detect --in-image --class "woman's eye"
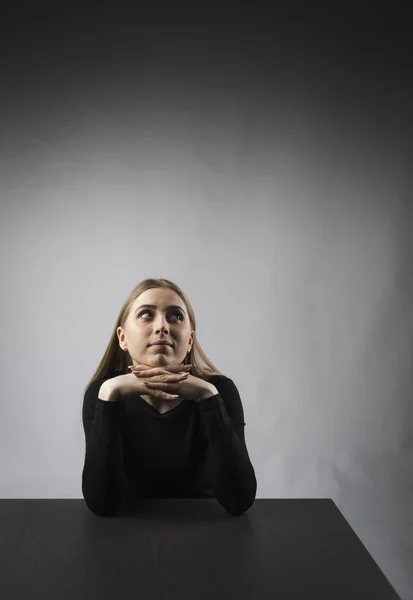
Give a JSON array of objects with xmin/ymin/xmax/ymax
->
[{"xmin": 139, "ymin": 310, "xmax": 183, "ymax": 321}]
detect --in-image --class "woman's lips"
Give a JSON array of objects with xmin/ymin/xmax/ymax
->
[{"xmin": 151, "ymin": 343, "xmax": 172, "ymax": 348}]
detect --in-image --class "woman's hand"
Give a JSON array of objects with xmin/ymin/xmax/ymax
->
[{"xmin": 128, "ymin": 363, "xmax": 215, "ymax": 402}]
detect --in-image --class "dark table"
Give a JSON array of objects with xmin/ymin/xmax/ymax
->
[{"xmin": 0, "ymin": 498, "xmax": 401, "ymax": 599}]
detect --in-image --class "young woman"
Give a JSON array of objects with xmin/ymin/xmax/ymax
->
[{"xmin": 82, "ymin": 278, "xmax": 257, "ymax": 517}]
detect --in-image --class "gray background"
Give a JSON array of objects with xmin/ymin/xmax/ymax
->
[{"xmin": 1, "ymin": 4, "xmax": 412, "ymax": 598}]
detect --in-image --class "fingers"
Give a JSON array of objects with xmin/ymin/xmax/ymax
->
[
  {"xmin": 129, "ymin": 364, "xmax": 191, "ymax": 373},
  {"xmin": 144, "ymin": 386, "xmax": 180, "ymax": 401},
  {"xmin": 143, "ymin": 373, "xmax": 187, "ymax": 398}
]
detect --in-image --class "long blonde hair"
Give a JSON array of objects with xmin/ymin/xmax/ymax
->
[{"xmin": 82, "ymin": 277, "xmax": 223, "ymax": 405}]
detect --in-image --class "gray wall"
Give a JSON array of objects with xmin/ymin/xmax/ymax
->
[{"xmin": 1, "ymin": 5, "xmax": 412, "ymax": 598}]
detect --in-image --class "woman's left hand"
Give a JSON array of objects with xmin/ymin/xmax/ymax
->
[{"xmin": 129, "ymin": 364, "xmax": 215, "ymax": 402}]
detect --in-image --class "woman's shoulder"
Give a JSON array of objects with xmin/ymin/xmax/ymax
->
[{"xmin": 204, "ymin": 373, "xmax": 237, "ymax": 393}]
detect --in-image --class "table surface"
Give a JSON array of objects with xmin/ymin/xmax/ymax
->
[{"xmin": 0, "ymin": 498, "xmax": 401, "ymax": 600}]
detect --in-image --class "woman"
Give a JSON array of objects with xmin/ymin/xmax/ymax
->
[{"xmin": 82, "ymin": 278, "xmax": 257, "ymax": 517}]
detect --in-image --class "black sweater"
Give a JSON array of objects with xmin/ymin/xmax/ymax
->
[{"xmin": 82, "ymin": 373, "xmax": 257, "ymax": 516}]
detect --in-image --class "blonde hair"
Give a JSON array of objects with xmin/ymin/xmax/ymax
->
[{"xmin": 81, "ymin": 278, "xmax": 223, "ymax": 423}]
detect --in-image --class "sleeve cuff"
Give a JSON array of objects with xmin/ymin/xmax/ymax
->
[
  {"xmin": 196, "ymin": 393, "xmax": 223, "ymax": 411},
  {"xmin": 95, "ymin": 398, "xmax": 122, "ymax": 412}
]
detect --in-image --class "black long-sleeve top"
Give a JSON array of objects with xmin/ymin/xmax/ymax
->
[{"xmin": 82, "ymin": 373, "xmax": 257, "ymax": 517}]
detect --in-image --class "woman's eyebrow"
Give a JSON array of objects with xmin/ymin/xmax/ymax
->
[{"xmin": 135, "ymin": 304, "xmax": 185, "ymax": 313}]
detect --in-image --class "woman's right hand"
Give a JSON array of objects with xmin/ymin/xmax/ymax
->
[{"xmin": 113, "ymin": 363, "xmax": 191, "ymax": 400}]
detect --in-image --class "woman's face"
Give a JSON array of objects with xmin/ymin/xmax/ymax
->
[{"xmin": 117, "ymin": 288, "xmax": 195, "ymax": 368}]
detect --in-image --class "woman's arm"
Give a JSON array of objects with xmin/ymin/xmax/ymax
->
[{"xmin": 197, "ymin": 377, "xmax": 257, "ymax": 515}]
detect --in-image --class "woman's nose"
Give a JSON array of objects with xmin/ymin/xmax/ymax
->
[{"xmin": 155, "ymin": 319, "xmax": 168, "ymax": 332}]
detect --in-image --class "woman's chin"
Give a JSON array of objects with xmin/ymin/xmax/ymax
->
[{"xmin": 150, "ymin": 357, "xmax": 172, "ymax": 365}]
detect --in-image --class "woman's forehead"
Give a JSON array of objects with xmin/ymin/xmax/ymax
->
[{"xmin": 134, "ymin": 289, "xmax": 186, "ymax": 311}]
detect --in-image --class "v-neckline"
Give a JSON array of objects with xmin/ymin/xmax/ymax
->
[{"xmin": 137, "ymin": 395, "xmax": 189, "ymax": 417}]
